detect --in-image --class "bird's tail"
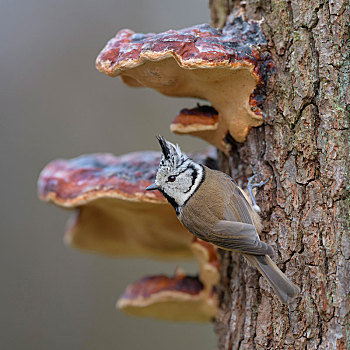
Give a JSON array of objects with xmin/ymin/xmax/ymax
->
[{"xmin": 243, "ymin": 254, "xmax": 299, "ymax": 303}]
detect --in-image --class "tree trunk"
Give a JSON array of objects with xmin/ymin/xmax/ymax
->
[{"xmin": 209, "ymin": 1, "xmax": 350, "ymax": 349}]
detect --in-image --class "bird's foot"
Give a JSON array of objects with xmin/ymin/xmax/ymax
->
[{"xmin": 247, "ymin": 175, "xmax": 270, "ymax": 213}]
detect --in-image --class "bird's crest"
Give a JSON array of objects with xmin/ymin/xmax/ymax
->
[{"xmin": 157, "ymin": 135, "xmax": 188, "ymax": 169}]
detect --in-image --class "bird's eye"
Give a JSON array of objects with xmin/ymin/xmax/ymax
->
[{"xmin": 168, "ymin": 175, "xmax": 176, "ymax": 182}]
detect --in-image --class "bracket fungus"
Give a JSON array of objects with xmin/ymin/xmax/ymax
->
[
  {"xmin": 38, "ymin": 149, "xmax": 220, "ymax": 321},
  {"xmin": 170, "ymin": 105, "xmax": 219, "ymax": 144},
  {"xmin": 96, "ymin": 16, "xmax": 274, "ymax": 153},
  {"xmin": 118, "ymin": 239, "xmax": 219, "ymax": 322},
  {"xmin": 39, "ymin": 151, "xmax": 212, "ymax": 259}
]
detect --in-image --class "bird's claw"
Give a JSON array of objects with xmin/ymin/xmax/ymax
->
[
  {"xmin": 247, "ymin": 175, "xmax": 270, "ymax": 213},
  {"xmin": 248, "ymin": 175, "xmax": 269, "ymax": 189}
]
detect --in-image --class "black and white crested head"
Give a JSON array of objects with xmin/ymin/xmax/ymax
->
[
  {"xmin": 150, "ymin": 136, "xmax": 205, "ymax": 212},
  {"xmin": 157, "ymin": 135, "xmax": 188, "ymax": 170}
]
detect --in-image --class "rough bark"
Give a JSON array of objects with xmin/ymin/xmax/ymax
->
[{"xmin": 210, "ymin": 1, "xmax": 350, "ymax": 349}]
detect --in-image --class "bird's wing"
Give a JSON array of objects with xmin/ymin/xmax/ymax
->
[
  {"xmin": 211, "ymin": 176, "xmax": 274, "ymax": 257},
  {"xmin": 212, "ymin": 220, "xmax": 274, "ymax": 256},
  {"xmin": 221, "ymin": 180, "xmax": 255, "ymax": 224},
  {"xmin": 212, "ymin": 221, "xmax": 257, "ymax": 238}
]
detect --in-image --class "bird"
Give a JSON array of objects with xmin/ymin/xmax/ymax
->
[{"xmin": 146, "ymin": 136, "xmax": 299, "ymax": 303}]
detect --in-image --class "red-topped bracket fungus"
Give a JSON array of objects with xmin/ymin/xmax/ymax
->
[
  {"xmin": 117, "ymin": 273, "xmax": 214, "ymax": 322},
  {"xmin": 38, "ymin": 149, "xmax": 220, "ymax": 322},
  {"xmin": 96, "ymin": 16, "xmax": 274, "ymax": 153},
  {"xmin": 118, "ymin": 239, "xmax": 220, "ymax": 322},
  {"xmin": 170, "ymin": 105, "xmax": 219, "ymax": 145},
  {"xmin": 39, "ymin": 150, "xmax": 214, "ymax": 259}
]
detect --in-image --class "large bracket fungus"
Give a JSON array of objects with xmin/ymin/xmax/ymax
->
[
  {"xmin": 96, "ymin": 17, "xmax": 274, "ymax": 153},
  {"xmin": 39, "ymin": 152, "xmax": 192, "ymax": 259},
  {"xmin": 38, "ymin": 149, "xmax": 220, "ymax": 321}
]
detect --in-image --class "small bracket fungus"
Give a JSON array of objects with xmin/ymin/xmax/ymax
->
[
  {"xmin": 170, "ymin": 105, "xmax": 219, "ymax": 145},
  {"xmin": 38, "ymin": 149, "xmax": 220, "ymax": 322},
  {"xmin": 117, "ymin": 239, "xmax": 219, "ymax": 322},
  {"xmin": 96, "ymin": 16, "xmax": 274, "ymax": 153},
  {"xmin": 117, "ymin": 272, "xmax": 217, "ymax": 323}
]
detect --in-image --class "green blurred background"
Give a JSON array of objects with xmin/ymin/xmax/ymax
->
[{"xmin": 1, "ymin": 0, "xmax": 217, "ymax": 349}]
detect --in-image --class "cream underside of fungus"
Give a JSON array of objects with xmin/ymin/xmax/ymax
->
[
  {"xmin": 64, "ymin": 198, "xmax": 193, "ymax": 259},
  {"xmin": 103, "ymin": 56, "xmax": 260, "ymax": 153},
  {"xmin": 171, "ymin": 122, "xmax": 218, "ymax": 133}
]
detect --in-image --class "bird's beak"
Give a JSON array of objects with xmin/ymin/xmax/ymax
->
[{"xmin": 146, "ymin": 183, "xmax": 160, "ymax": 191}]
